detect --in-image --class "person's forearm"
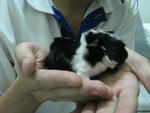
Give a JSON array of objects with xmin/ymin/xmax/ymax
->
[{"xmin": 0, "ymin": 77, "xmax": 40, "ymax": 113}]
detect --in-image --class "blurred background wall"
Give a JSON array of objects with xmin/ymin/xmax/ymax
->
[{"xmin": 138, "ymin": 0, "xmax": 150, "ymax": 23}]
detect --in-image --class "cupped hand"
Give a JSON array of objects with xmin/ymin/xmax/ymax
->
[
  {"xmin": 15, "ymin": 42, "xmax": 113, "ymax": 103},
  {"xmin": 71, "ymin": 48, "xmax": 150, "ymax": 113},
  {"xmin": 126, "ymin": 48, "xmax": 150, "ymax": 93},
  {"xmin": 71, "ymin": 64, "xmax": 139, "ymax": 113}
]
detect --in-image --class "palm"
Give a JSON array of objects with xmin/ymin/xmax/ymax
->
[
  {"xmin": 71, "ymin": 62, "xmax": 139, "ymax": 113},
  {"xmin": 96, "ymin": 63, "xmax": 139, "ymax": 113},
  {"xmin": 100, "ymin": 63, "xmax": 139, "ymax": 97}
]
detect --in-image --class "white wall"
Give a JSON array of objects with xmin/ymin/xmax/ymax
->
[{"xmin": 138, "ymin": 0, "xmax": 150, "ymax": 23}]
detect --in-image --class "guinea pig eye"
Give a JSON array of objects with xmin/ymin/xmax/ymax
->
[{"xmin": 110, "ymin": 47, "xmax": 117, "ymax": 51}]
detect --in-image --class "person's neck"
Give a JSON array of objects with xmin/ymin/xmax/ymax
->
[
  {"xmin": 52, "ymin": 0, "xmax": 92, "ymax": 14},
  {"xmin": 52, "ymin": 0, "xmax": 92, "ymax": 35}
]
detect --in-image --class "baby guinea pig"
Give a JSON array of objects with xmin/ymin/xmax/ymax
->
[{"xmin": 45, "ymin": 30, "xmax": 128, "ymax": 80}]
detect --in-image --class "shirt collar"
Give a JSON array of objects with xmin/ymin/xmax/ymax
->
[
  {"xmin": 100, "ymin": 0, "xmax": 124, "ymax": 13},
  {"xmin": 26, "ymin": 0, "xmax": 54, "ymax": 14},
  {"xmin": 26, "ymin": 0, "xmax": 124, "ymax": 14}
]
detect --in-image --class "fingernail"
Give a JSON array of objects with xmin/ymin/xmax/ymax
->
[
  {"xmin": 22, "ymin": 58, "xmax": 29, "ymax": 70},
  {"xmin": 66, "ymin": 76, "xmax": 82, "ymax": 87},
  {"xmin": 90, "ymin": 91, "xmax": 101, "ymax": 96},
  {"xmin": 66, "ymin": 82, "xmax": 74, "ymax": 87},
  {"xmin": 66, "ymin": 81, "xmax": 82, "ymax": 87},
  {"xmin": 106, "ymin": 86, "xmax": 114, "ymax": 97},
  {"xmin": 22, "ymin": 58, "xmax": 35, "ymax": 75}
]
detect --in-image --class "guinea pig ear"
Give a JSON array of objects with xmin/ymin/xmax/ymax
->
[
  {"xmin": 118, "ymin": 40, "xmax": 126, "ymax": 48},
  {"xmin": 85, "ymin": 31, "xmax": 97, "ymax": 44}
]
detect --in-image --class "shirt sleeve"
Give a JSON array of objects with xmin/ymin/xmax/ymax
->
[
  {"xmin": 0, "ymin": 0, "xmax": 17, "ymax": 94},
  {"xmin": 115, "ymin": 0, "xmax": 138, "ymax": 49},
  {"xmin": 0, "ymin": 42, "xmax": 16, "ymax": 94}
]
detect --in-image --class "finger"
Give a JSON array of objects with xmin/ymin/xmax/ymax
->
[
  {"xmin": 115, "ymin": 79, "xmax": 139, "ymax": 113},
  {"xmin": 15, "ymin": 43, "xmax": 35, "ymax": 65},
  {"xmin": 126, "ymin": 48, "xmax": 150, "ymax": 93},
  {"xmin": 115, "ymin": 93, "xmax": 138, "ymax": 113},
  {"xmin": 22, "ymin": 58, "xmax": 36, "ymax": 75},
  {"xmin": 50, "ymin": 80, "xmax": 114, "ymax": 101},
  {"xmin": 33, "ymin": 80, "xmax": 114, "ymax": 102},
  {"xmin": 70, "ymin": 104, "xmax": 84, "ymax": 113},
  {"xmin": 15, "ymin": 43, "xmax": 36, "ymax": 75},
  {"xmin": 36, "ymin": 69, "xmax": 82, "ymax": 88},
  {"xmin": 96, "ymin": 96, "xmax": 118, "ymax": 113},
  {"xmin": 81, "ymin": 102, "xmax": 96, "ymax": 113},
  {"xmin": 112, "ymin": 71, "xmax": 139, "ymax": 113}
]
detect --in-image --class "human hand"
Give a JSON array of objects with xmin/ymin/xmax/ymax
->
[
  {"xmin": 71, "ymin": 48, "xmax": 150, "ymax": 113},
  {"xmin": 15, "ymin": 42, "xmax": 114, "ymax": 103},
  {"xmin": 126, "ymin": 48, "xmax": 150, "ymax": 93},
  {"xmin": 71, "ymin": 64, "xmax": 139, "ymax": 113}
]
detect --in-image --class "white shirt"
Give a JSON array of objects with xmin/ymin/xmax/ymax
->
[{"xmin": 0, "ymin": 0, "xmax": 138, "ymax": 113}]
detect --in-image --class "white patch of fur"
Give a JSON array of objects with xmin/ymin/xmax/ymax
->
[
  {"xmin": 102, "ymin": 56, "xmax": 117, "ymax": 69},
  {"xmin": 71, "ymin": 30, "xmax": 117, "ymax": 80}
]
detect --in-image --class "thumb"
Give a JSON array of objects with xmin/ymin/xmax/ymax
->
[
  {"xmin": 15, "ymin": 43, "xmax": 36, "ymax": 75},
  {"xmin": 22, "ymin": 57, "xmax": 36, "ymax": 75},
  {"xmin": 126, "ymin": 48, "xmax": 150, "ymax": 93}
]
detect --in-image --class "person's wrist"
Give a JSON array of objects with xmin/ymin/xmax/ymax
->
[
  {"xmin": 0, "ymin": 77, "xmax": 40, "ymax": 113},
  {"xmin": 15, "ymin": 77, "xmax": 42, "ymax": 112},
  {"xmin": 13, "ymin": 77, "xmax": 41, "ymax": 105}
]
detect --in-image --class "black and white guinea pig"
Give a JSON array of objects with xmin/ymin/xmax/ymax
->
[{"xmin": 45, "ymin": 30, "xmax": 128, "ymax": 80}]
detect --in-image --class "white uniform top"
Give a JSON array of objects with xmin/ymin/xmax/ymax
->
[{"xmin": 0, "ymin": 0, "xmax": 138, "ymax": 113}]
